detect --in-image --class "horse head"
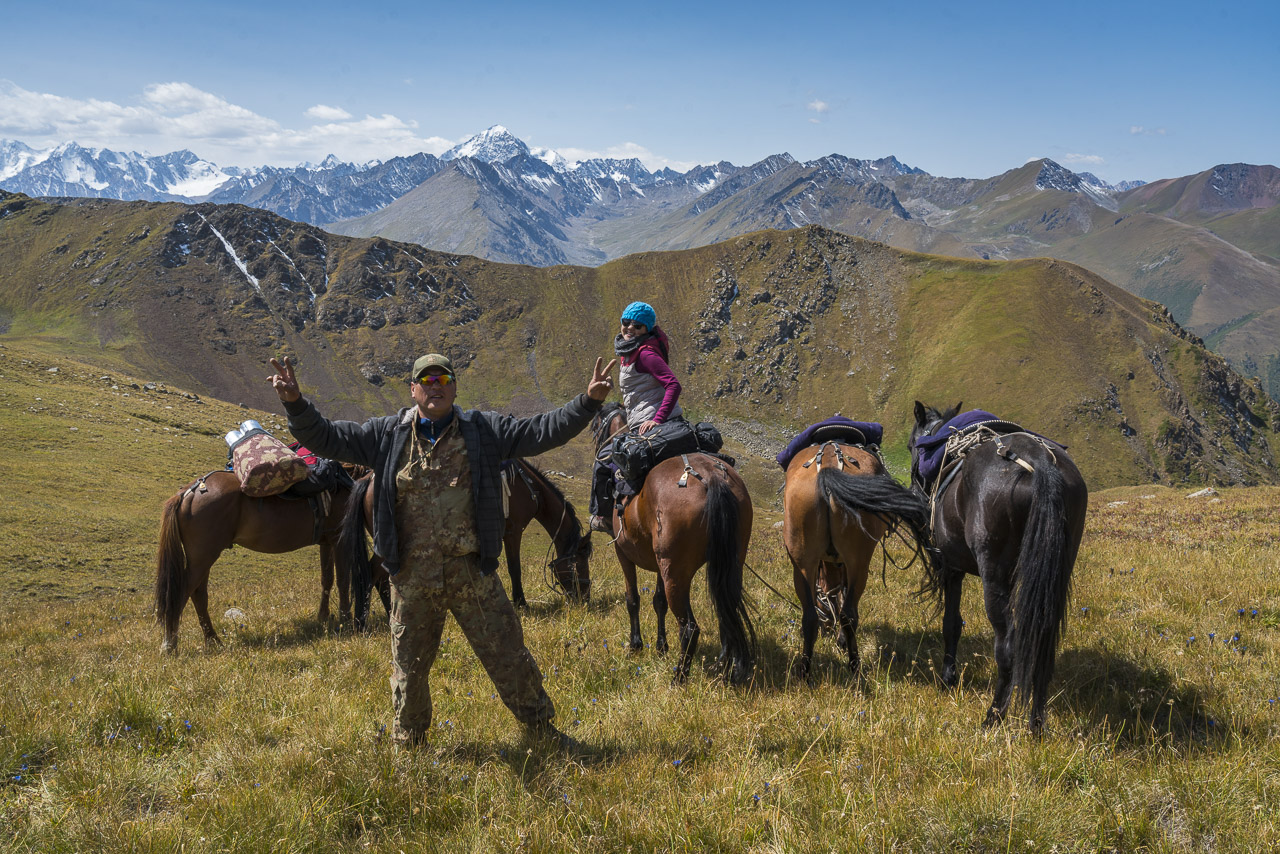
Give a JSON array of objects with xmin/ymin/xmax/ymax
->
[{"xmin": 909, "ymin": 400, "xmax": 962, "ymax": 488}]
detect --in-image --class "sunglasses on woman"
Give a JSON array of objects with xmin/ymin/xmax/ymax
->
[{"xmin": 417, "ymin": 374, "xmax": 455, "ymax": 386}]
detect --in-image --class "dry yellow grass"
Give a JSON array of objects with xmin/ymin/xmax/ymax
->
[{"xmin": 3, "ymin": 342, "xmax": 1280, "ymax": 852}]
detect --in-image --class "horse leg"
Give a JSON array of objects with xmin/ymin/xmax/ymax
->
[
  {"xmin": 190, "ymin": 579, "xmax": 222, "ymax": 649},
  {"xmin": 652, "ymin": 583, "xmax": 669, "ymax": 655},
  {"xmin": 836, "ymin": 561, "xmax": 869, "ymax": 679},
  {"xmin": 618, "ymin": 553, "xmax": 644, "ymax": 652},
  {"xmin": 981, "ymin": 574, "xmax": 1015, "ymax": 727},
  {"xmin": 790, "ymin": 559, "xmax": 819, "ymax": 684},
  {"xmin": 318, "ymin": 541, "xmax": 333, "ymax": 624},
  {"xmin": 334, "ymin": 541, "xmax": 352, "ymax": 626},
  {"xmin": 505, "ymin": 532, "xmax": 527, "ymax": 609},
  {"xmin": 661, "ymin": 569, "xmax": 699, "ymax": 684},
  {"xmin": 940, "ymin": 573, "xmax": 965, "ymax": 687}
]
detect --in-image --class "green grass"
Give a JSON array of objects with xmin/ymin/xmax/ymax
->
[{"xmin": 5, "ymin": 341, "xmax": 1280, "ymax": 851}]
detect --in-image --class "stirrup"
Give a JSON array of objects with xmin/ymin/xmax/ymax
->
[{"xmin": 589, "ymin": 515, "xmax": 612, "ymax": 534}]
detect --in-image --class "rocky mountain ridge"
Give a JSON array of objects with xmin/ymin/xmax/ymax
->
[{"xmin": 0, "ymin": 191, "xmax": 1275, "ymax": 491}]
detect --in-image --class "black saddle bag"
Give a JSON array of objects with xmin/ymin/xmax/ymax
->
[{"xmin": 611, "ymin": 420, "xmax": 725, "ymax": 489}]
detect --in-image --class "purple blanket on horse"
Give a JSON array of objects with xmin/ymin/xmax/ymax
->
[
  {"xmin": 914, "ymin": 410, "xmax": 1062, "ymax": 484},
  {"xmin": 776, "ymin": 416, "xmax": 884, "ymax": 470}
]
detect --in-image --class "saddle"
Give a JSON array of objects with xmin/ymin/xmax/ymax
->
[
  {"xmin": 610, "ymin": 419, "xmax": 730, "ymax": 493},
  {"xmin": 917, "ymin": 413, "xmax": 1063, "ymax": 510},
  {"xmin": 777, "ymin": 416, "xmax": 884, "ymax": 470}
]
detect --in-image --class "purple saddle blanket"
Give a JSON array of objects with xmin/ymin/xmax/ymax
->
[
  {"xmin": 776, "ymin": 416, "xmax": 884, "ymax": 470},
  {"xmin": 913, "ymin": 410, "xmax": 1061, "ymax": 484}
]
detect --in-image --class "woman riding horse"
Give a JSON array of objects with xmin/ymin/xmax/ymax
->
[{"xmin": 589, "ymin": 301, "xmax": 682, "ymax": 534}]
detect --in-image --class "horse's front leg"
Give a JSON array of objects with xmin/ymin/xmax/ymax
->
[
  {"xmin": 618, "ymin": 551, "xmax": 644, "ymax": 652},
  {"xmin": 940, "ymin": 572, "xmax": 965, "ymax": 687},
  {"xmin": 504, "ymin": 532, "xmax": 526, "ymax": 609},
  {"xmin": 652, "ymin": 582, "xmax": 669, "ymax": 654}
]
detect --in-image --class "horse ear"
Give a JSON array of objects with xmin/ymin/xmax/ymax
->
[
  {"xmin": 952, "ymin": 401, "xmax": 963, "ymax": 417},
  {"xmin": 913, "ymin": 401, "xmax": 927, "ymax": 425}
]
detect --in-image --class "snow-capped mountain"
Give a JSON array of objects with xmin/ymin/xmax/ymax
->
[
  {"xmin": 440, "ymin": 125, "xmax": 531, "ymax": 164},
  {"xmin": 0, "ymin": 141, "xmax": 231, "ymax": 201}
]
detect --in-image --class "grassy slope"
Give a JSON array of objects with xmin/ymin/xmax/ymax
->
[
  {"xmin": 5, "ymin": 340, "xmax": 1280, "ymax": 852},
  {"xmin": 2, "ymin": 196, "xmax": 1277, "ymax": 490}
]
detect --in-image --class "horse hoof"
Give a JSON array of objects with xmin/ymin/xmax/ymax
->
[
  {"xmin": 655, "ymin": 639, "xmax": 669, "ymax": 655},
  {"xmin": 789, "ymin": 661, "xmax": 812, "ymax": 684}
]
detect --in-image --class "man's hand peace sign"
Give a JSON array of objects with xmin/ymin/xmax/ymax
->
[
  {"xmin": 587, "ymin": 357, "xmax": 618, "ymax": 402},
  {"xmin": 268, "ymin": 356, "xmax": 301, "ymax": 403}
]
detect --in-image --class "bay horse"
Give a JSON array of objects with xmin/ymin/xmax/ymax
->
[
  {"xmin": 910, "ymin": 401, "xmax": 1088, "ymax": 734},
  {"xmin": 781, "ymin": 439, "xmax": 935, "ymax": 682},
  {"xmin": 154, "ymin": 470, "xmax": 363, "ymax": 653},
  {"xmin": 341, "ymin": 458, "xmax": 593, "ymax": 624},
  {"xmin": 590, "ymin": 403, "xmax": 756, "ymax": 684}
]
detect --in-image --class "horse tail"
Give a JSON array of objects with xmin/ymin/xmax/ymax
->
[
  {"xmin": 704, "ymin": 476, "xmax": 756, "ymax": 681},
  {"xmin": 155, "ymin": 493, "xmax": 188, "ymax": 626},
  {"xmin": 339, "ymin": 475, "xmax": 373, "ymax": 631},
  {"xmin": 1010, "ymin": 461, "xmax": 1073, "ymax": 712},
  {"xmin": 815, "ymin": 467, "xmax": 941, "ymax": 602}
]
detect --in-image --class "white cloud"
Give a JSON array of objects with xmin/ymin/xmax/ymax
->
[
  {"xmin": 1130, "ymin": 126, "xmax": 1167, "ymax": 136},
  {"xmin": 1063, "ymin": 153, "xmax": 1105, "ymax": 166},
  {"xmin": 0, "ymin": 79, "xmax": 455, "ymax": 166},
  {"xmin": 807, "ymin": 99, "xmax": 829, "ymax": 114},
  {"xmin": 306, "ymin": 104, "xmax": 353, "ymax": 121}
]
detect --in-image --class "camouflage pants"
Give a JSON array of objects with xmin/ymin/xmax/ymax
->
[{"xmin": 388, "ymin": 552, "xmax": 554, "ymax": 745}]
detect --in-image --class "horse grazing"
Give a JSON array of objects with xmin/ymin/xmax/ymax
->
[
  {"xmin": 781, "ymin": 438, "xmax": 935, "ymax": 682},
  {"xmin": 341, "ymin": 458, "xmax": 593, "ymax": 623},
  {"xmin": 591, "ymin": 403, "xmax": 756, "ymax": 685},
  {"xmin": 154, "ymin": 470, "xmax": 363, "ymax": 653},
  {"xmin": 910, "ymin": 401, "xmax": 1088, "ymax": 733}
]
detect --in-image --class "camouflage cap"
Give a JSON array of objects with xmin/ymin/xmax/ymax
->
[{"xmin": 412, "ymin": 353, "xmax": 455, "ymax": 378}]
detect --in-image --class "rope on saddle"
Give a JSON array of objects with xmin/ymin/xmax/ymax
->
[{"xmin": 927, "ymin": 422, "xmax": 1058, "ymax": 521}]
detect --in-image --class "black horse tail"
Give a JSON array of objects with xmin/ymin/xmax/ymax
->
[
  {"xmin": 1010, "ymin": 461, "xmax": 1072, "ymax": 712},
  {"xmin": 339, "ymin": 475, "xmax": 373, "ymax": 631},
  {"xmin": 704, "ymin": 476, "xmax": 756, "ymax": 683},
  {"xmin": 155, "ymin": 493, "xmax": 188, "ymax": 627},
  {"xmin": 815, "ymin": 467, "xmax": 941, "ymax": 600}
]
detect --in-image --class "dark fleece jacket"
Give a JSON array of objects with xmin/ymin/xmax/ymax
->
[{"xmin": 284, "ymin": 393, "xmax": 601, "ymax": 575}]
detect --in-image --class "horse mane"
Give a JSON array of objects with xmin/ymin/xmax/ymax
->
[
  {"xmin": 518, "ymin": 460, "xmax": 592, "ymax": 558},
  {"xmin": 592, "ymin": 402, "xmax": 625, "ymax": 450}
]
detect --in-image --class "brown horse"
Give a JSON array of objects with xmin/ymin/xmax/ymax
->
[
  {"xmin": 154, "ymin": 470, "xmax": 363, "ymax": 653},
  {"xmin": 591, "ymin": 403, "xmax": 756, "ymax": 684},
  {"xmin": 341, "ymin": 458, "xmax": 593, "ymax": 624},
  {"xmin": 782, "ymin": 440, "xmax": 935, "ymax": 682}
]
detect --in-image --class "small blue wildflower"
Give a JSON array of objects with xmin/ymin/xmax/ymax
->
[
  {"xmin": 1188, "ymin": 636, "xmax": 1196, "ymax": 644},
  {"xmin": 753, "ymin": 794, "xmax": 761, "ymax": 804},
  {"xmin": 764, "ymin": 781, "xmax": 771, "ymax": 791},
  {"xmin": 1252, "ymin": 609, "xmax": 1259, "ymax": 617},
  {"xmin": 1209, "ymin": 633, "xmax": 1216, "ymax": 642},
  {"xmin": 1238, "ymin": 608, "xmax": 1246, "ymax": 616},
  {"xmin": 673, "ymin": 759, "xmax": 682, "ymax": 767},
  {"xmin": 184, "ymin": 721, "xmax": 192, "ymax": 730}
]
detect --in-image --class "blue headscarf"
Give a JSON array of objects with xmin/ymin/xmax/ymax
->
[{"xmin": 620, "ymin": 301, "xmax": 657, "ymax": 330}]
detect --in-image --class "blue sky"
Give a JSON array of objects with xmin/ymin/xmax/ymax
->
[{"xmin": 2, "ymin": 0, "xmax": 1276, "ymax": 182}]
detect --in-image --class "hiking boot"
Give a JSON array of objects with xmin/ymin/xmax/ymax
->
[
  {"xmin": 524, "ymin": 721, "xmax": 582, "ymax": 755},
  {"xmin": 589, "ymin": 515, "xmax": 611, "ymax": 534}
]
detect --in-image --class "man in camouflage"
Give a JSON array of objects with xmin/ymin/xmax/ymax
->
[{"xmin": 268, "ymin": 352, "xmax": 615, "ymax": 748}]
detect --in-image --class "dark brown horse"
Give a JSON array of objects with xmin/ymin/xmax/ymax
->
[
  {"xmin": 591, "ymin": 404, "xmax": 756, "ymax": 684},
  {"xmin": 154, "ymin": 470, "xmax": 363, "ymax": 653},
  {"xmin": 342, "ymin": 458, "xmax": 593, "ymax": 623},
  {"xmin": 910, "ymin": 401, "xmax": 1088, "ymax": 734},
  {"xmin": 781, "ymin": 440, "xmax": 934, "ymax": 682}
]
